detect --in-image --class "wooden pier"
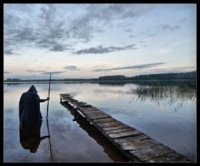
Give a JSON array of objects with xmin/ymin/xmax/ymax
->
[{"xmin": 59, "ymin": 93, "xmax": 194, "ymax": 163}]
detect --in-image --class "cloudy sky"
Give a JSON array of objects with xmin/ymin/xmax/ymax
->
[{"xmin": 4, "ymin": 3, "xmax": 196, "ymax": 80}]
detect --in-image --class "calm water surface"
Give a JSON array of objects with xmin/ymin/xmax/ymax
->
[{"xmin": 4, "ymin": 81, "xmax": 196, "ymax": 162}]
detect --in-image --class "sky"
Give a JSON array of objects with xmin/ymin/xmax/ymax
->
[{"xmin": 4, "ymin": 3, "xmax": 196, "ymax": 80}]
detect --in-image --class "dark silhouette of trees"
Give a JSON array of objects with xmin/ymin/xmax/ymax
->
[{"xmin": 4, "ymin": 71, "xmax": 196, "ymax": 82}]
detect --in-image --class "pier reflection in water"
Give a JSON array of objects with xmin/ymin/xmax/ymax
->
[{"xmin": 62, "ymin": 102, "xmax": 130, "ymax": 162}]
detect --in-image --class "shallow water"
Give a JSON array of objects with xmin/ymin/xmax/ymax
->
[{"xmin": 3, "ymin": 81, "xmax": 196, "ymax": 162}]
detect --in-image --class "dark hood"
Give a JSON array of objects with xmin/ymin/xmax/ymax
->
[{"xmin": 28, "ymin": 85, "xmax": 37, "ymax": 93}]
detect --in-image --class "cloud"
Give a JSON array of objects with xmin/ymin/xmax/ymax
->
[
  {"xmin": 4, "ymin": 4, "xmax": 72, "ymax": 54},
  {"xmin": 140, "ymin": 23, "xmax": 181, "ymax": 39},
  {"xmin": 141, "ymin": 67, "xmax": 196, "ymax": 75},
  {"xmin": 15, "ymin": 28, "xmax": 38, "ymax": 42},
  {"xmin": 124, "ymin": 28, "xmax": 132, "ymax": 32},
  {"xmin": 42, "ymin": 71, "xmax": 65, "ymax": 75},
  {"xmin": 64, "ymin": 66, "xmax": 80, "ymax": 71},
  {"xmin": 4, "ymin": 4, "xmax": 154, "ymax": 55},
  {"xmin": 93, "ymin": 62, "xmax": 165, "ymax": 72},
  {"xmin": 4, "ymin": 49, "xmax": 14, "ymax": 55},
  {"xmin": 129, "ymin": 35, "xmax": 136, "ymax": 38},
  {"xmin": 158, "ymin": 24, "xmax": 180, "ymax": 33},
  {"xmin": 75, "ymin": 44, "xmax": 138, "ymax": 55},
  {"xmin": 86, "ymin": 4, "xmax": 154, "ymax": 21},
  {"xmin": 50, "ymin": 44, "xmax": 67, "ymax": 52},
  {"xmin": 26, "ymin": 69, "xmax": 46, "ymax": 73},
  {"xmin": 158, "ymin": 66, "xmax": 195, "ymax": 71},
  {"xmin": 4, "ymin": 71, "xmax": 10, "ymax": 74}
]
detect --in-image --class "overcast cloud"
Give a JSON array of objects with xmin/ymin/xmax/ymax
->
[
  {"xmin": 64, "ymin": 66, "xmax": 80, "ymax": 70},
  {"xmin": 75, "ymin": 44, "xmax": 138, "ymax": 55},
  {"xmin": 4, "ymin": 4, "xmax": 155, "ymax": 55},
  {"xmin": 42, "ymin": 71, "xmax": 66, "ymax": 75},
  {"xmin": 93, "ymin": 62, "xmax": 165, "ymax": 72},
  {"xmin": 4, "ymin": 4, "xmax": 196, "ymax": 79}
]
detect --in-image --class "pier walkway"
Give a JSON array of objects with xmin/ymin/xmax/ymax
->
[{"xmin": 59, "ymin": 93, "xmax": 193, "ymax": 163}]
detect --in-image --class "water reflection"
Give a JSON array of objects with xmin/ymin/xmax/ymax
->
[
  {"xmin": 98, "ymin": 82, "xmax": 126, "ymax": 86},
  {"xmin": 4, "ymin": 83, "xmax": 21, "ymax": 86},
  {"xmin": 61, "ymin": 102, "xmax": 129, "ymax": 162},
  {"xmin": 4, "ymin": 81, "xmax": 196, "ymax": 162},
  {"xmin": 19, "ymin": 120, "xmax": 49, "ymax": 153}
]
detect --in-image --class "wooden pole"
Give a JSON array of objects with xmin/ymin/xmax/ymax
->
[
  {"xmin": 47, "ymin": 118, "xmax": 53, "ymax": 161},
  {"xmin": 46, "ymin": 74, "xmax": 51, "ymax": 120},
  {"xmin": 46, "ymin": 74, "xmax": 53, "ymax": 160}
]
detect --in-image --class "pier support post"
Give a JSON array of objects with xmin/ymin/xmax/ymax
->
[
  {"xmin": 73, "ymin": 109, "xmax": 79, "ymax": 121},
  {"xmin": 74, "ymin": 111, "xmax": 77, "ymax": 120}
]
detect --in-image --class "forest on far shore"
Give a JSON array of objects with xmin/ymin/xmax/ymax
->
[{"xmin": 4, "ymin": 71, "xmax": 196, "ymax": 82}]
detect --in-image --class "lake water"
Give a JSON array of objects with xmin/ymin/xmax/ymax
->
[{"xmin": 3, "ymin": 81, "xmax": 196, "ymax": 162}]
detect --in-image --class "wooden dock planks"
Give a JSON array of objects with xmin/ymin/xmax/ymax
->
[{"xmin": 59, "ymin": 93, "xmax": 194, "ymax": 163}]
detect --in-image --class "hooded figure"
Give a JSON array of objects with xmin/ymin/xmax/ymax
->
[{"xmin": 19, "ymin": 85, "xmax": 49, "ymax": 125}]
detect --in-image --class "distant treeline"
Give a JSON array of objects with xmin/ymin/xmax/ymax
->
[
  {"xmin": 98, "ymin": 71, "xmax": 196, "ymax": 81},
  {"xmin": 128, "ymin": 71, "xmax": 196, "ymax": 81},
  {"xmin": 4, "ymin": 71, "xmax": 196, "ymax": 82}
]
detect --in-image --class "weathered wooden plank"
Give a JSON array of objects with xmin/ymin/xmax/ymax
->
[
  {"xmin": 89, "ymin": 114, "xmax": 111, "ymax": 120},
  {"xmin": 61, "ymin": 96, "xmax": 71, "ymax": 99},
  {"xmin": 62, "ymin": 97, "xmax": 73, "ymax": 101},
  {"xmin": 84, "ymin": 111, "xmax": 107, "ymax": 117},
  {"xmin": 68, "ymin": 99, "xmax": 77, "ymax": 102},
  {"xmin": 80, "ymin": 110, "xmax": 100, "ymax": 115},
  {"xmin": 121, "ymin": 138, "xmax": 160, "ymax": 147},
  {"xmin": 77, "ymin": 103, "xmax": 91, "ymax": 107},
  {"xmin": 60, "ymin": 93, "xmax": 70, "ymax": 95},
  {"xmin": 79, "ymin": 106, "xmax": 98, "ymax": 110},
  {"xmin": 105, "ymin": 127, "xmax": 134, "ymax": 134},
  {"xmin": 103, "ymin": 125, "xmax": 130, "ymax": 131},
  {"xmin": 145, "ymin": 151, "xmax": 192, "ymax": 163},
  {"xmin": 114, "ymin": 134, "xmax": 150, "ymax": 144},
  {"xmin": 71, "ymin": 100, "xmax": 79, "ymax": 103},
  {"xmin": 109, "ymin": 130, "xmax": 142, "ymax": 139},
  {"xmin": 96, "ymin": 121, "xmax": 124, "ymax": 128},
  {"xmin": 62, "ymin": 96, "xmax": 73, "ymax": 99},
  {"xmin": 70, "ymin": 100, "xmax": 80, "ymax": 104},
  {"xmin": 129, "ymin": 143, "xmax": 174, "ymax": 161},
  {"xmin": 80, "ymin": 109, "xmax": 100, "ymax": 114},
  {"xmin": 93, "ymin": 117, "xmax": 117, "ymax": 123},
  {"xmin": 170, "ymin": 157, "xmax": 193, "ymax": 163},
  {"xmin": 118, "ymin": 138, "xmax": 161, "ymax": 151},
  {"xmin": 69, "ymin": 98, "xmax": 75, "ymax": 101},
  {"xmin": 78, "ymin": 107, "xmax": 100, "ymax": 112},
  {"xmin": 147, "ymin": 155, "xmax": 179, "ymax": 163},
  {"xmin": 61, "ymin": 94, "xmax": 70, "ymax": 97},
  {"xmin": 67, "ymin": 99, "xmax": 79, "ymax": 103},
  {"xmin": 76, "ymin": 102, "xmax": 87, "ymax": 106}
]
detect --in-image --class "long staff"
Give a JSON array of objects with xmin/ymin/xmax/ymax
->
[
  {"xmin": 46, "ymin": 74, "xmax": 51, "ymax": 120},
  {"xmin": 46, "ymin": 74, "xmax": 53, "ymax": 160},
  {"xmin": 47, "ymin": 118, "xmax": 53, "ymax": 161}
]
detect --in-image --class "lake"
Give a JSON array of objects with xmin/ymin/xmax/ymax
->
[{"xmin": 3, "ymin": 81, "xmax": 196, "ymax": 162}]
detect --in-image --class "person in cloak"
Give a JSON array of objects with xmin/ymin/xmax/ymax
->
[
  {"xmin": 19, "ymin": 85, "xmax": 50, "ymax": 153},
  {"xmin": 19, "ymin": 85, "xmax": 49, "ymax": 125}
]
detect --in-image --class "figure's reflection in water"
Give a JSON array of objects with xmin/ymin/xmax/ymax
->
[{"xmin": 19, "ymin": 120, "xmax": 49, "ymax": 153}]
